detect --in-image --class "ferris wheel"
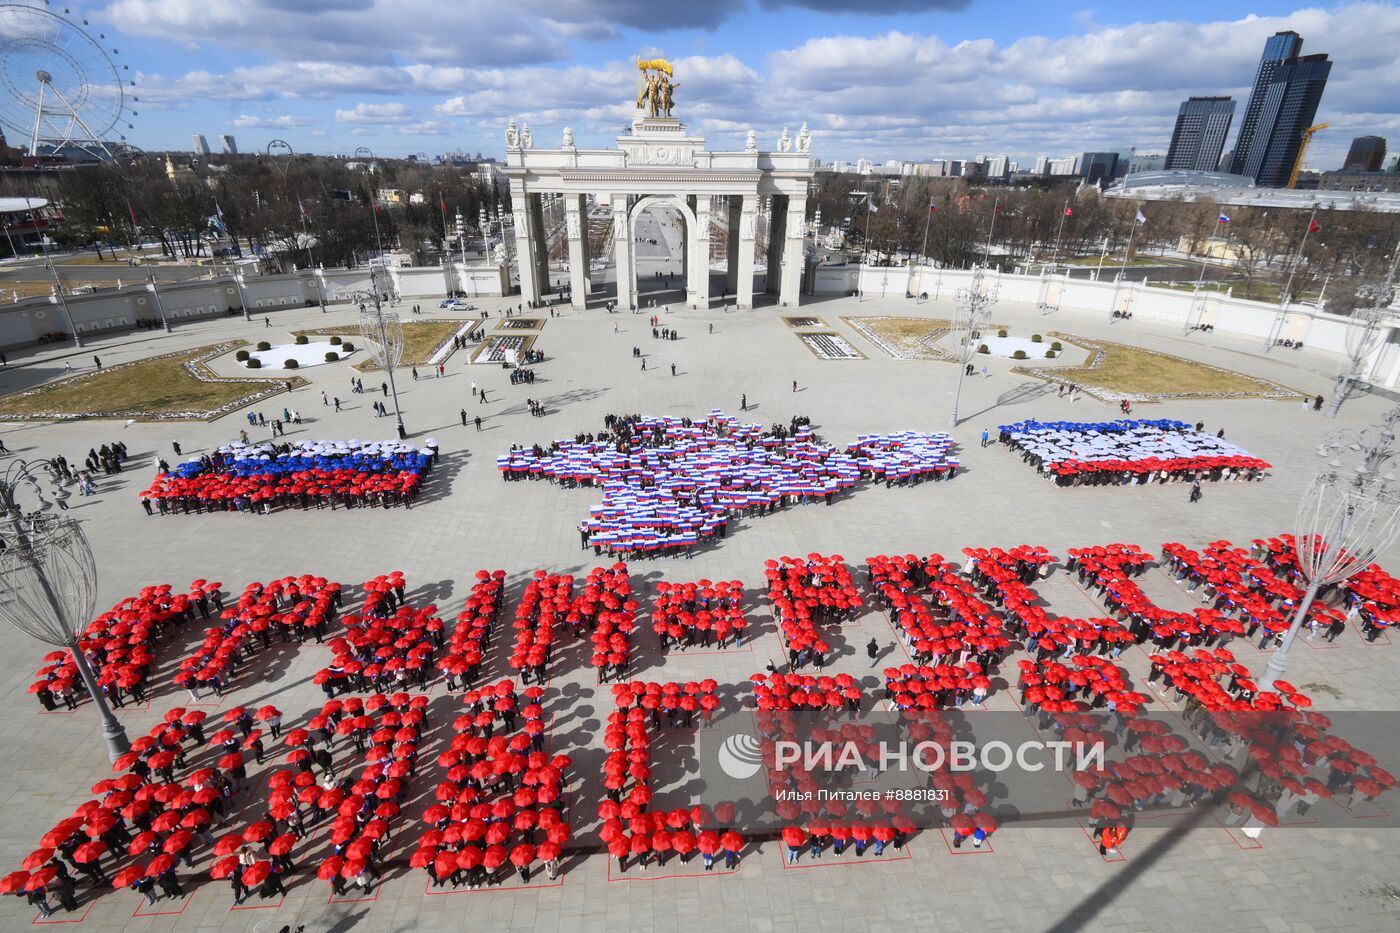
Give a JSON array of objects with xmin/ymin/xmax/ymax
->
[{"xmin": 0, "ymin": 1, "xmax": 135, "ymax": 159}]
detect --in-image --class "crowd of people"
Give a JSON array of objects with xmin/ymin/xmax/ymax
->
[
  {"xmin": 142, "ymin": 440, "xmax": 434, "ymax": 514},
  {"xmin": 998, "ymin": 419, "xmax": 1271, "ymax": 486},
  {"xmin": 601, "ymin": 682, "xmax": 741, "ymax": 873},
  {"xmin": 499, "ymin": 411, "xmax": 958, "ymax": 557},
  {"xmin": 651, "ymin": 579, "xmax": 749, "ymax": 650},
  {"xmin": 30, "ymin": 583, "xmax": 208, "ymax": 711}
]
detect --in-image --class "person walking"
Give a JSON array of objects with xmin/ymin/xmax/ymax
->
[
  {"xmin": 474, "ymin": 416, "xmax": 482, "ymax": 432},
  {"xmin": 460, "ymin": 408, "xmax": 467, "ymax": 427},
  {"xmin": 1189, "ymin": 479, "xmax": 1202, "ymax": 503},
  {"xmin": 171, "ymin": 441, "xmax": 182, "ymax": 456},
  {"xmin": 334, "ymin": 398, "xmax": 342, "ymax": 412},
  {"xmin": 740, "ymin": 393, "xmax": 747, "ymax": 411},
  {"xmin": 479, "ymin": 389, "xmax": 488, "ymax": 404},
  {"xmin": 792, "ymin": 380, "xmax": 798, "ymax": 393},
  {"xmin": 471, "ymin": 381, "xmax": 477, "ymax": 396},
  {"xmin": 93, "ymin": 355, "xmax": 102, "ymax": 369},
  {"xmin": 866, "ymin": 637, "xmax": 880, "ymax": 668},
  {"xmin": 670, "ymin": 363, "xmax": 676, "ymax": 377},
  {"xmin": 321, "ymin": 391, "xmax": 328, "ymax": 406},
  {"xmin": 980, "ymin": 427, "xmax": 990, "ymax": 448}
]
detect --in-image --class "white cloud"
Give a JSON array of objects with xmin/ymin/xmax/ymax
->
[
  {"xmin": 118, "ymin": 3, "xmax": 1400, "ymax": 167},
  {"xmin": 335, "ymin": 102, "xmax": 413, "ymax": 125},
  {"xmin": 229, "ymin": 114, "xmax": 313, "ymax": 129}
]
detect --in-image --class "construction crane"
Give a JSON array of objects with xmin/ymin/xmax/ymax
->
[{"xmin": 1287, "ymin": 123, "xmax": 1328, "ymax": 189}]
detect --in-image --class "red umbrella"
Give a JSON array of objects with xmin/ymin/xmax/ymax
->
[
  {"xmin": 241, "ymin": 862, "xmax": 271, "ymax": 887},
  {"xmin": 26, "ymin": 867, "xmax": 57, "ymax": 891},
  {"xmin": 316, "ymin": 856, "xmax": 344, "ymax": 881},
  {"xmin": 209, "ymin": 856, "xmax": 240, "ymax": 879},
  {"xmin": 145, "ymin": 854, "xmax": 175, "ymax": 877},
  {"xmin": 0, "ymin": 871, "xmax": 30, "ymax": 893},
  {"xmin": 111, "ymin": 865, "xmax": 145, "ymax": 888},
  {"xmin": 509, "ymin": 844, "xmax": 536, "ymax": 868},
  {"xmin": 73, "ymin": 841, "xmax": 107, "ymax": 864},
  {"xmin": 243, "ymin": 821, "xmax": 274, "ymax": 843},
  {"xmin": 22, "ymin": 847, "xmax": 57, "ymax": 871},
  {"xmin": 268, "ymin": 833, "xmax": 297, "ymax": 857}
]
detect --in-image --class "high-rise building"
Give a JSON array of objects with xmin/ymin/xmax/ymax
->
[
  {"xmin": 1344, "ymin": 136, "xmax": 1387, "ymax": 172},
  {"xmin": 1243, "ymin": 53, "xmax": 1332, "ymax": 187},
  {"xmin": 984, "ymin": 155, "xmax": 1010, "ymax": 179},
  {"xmin": 1079, "ymin": 152, "xmax": 1119, "ymax": 184},
  {"xmin": 1165, "ymin": 97, "xmax": 1235, "ymax": 172},
  {"xmin": 1229, "ymin": 31, "xmax": 1304, "ymax": 177},
  {"xmin": 220, "ymin": 134, "xmax": 238, "ymax": 155},
  {"xmin": 1032, "ymin": 156, "xmax": 1048, "ymax": 175},
  {"xmin": 191, "ymin": 133, "xmax": 210, "ymax": 156}
]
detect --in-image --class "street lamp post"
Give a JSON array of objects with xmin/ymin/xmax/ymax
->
[
  {"xmin": 1325, "ymin": 245, "xmax": 1399, "ymax": 419},
  {"xmin": 143, "ymin": 262, "xmax": 172, "ymax": 333},
  {"xmin": 948, "ymin": 265, "xmax": 997, "ymax": 428},
  {"xmin": 1255, "ymin": 407, "xmax": 1400, "ymax": 691},
  {"xmin": 0, "ymin": 467, "xmax": 129, "ymax": 762},
  {"xmin": 44, "ymin": 259, "xmax": 82, "ymax": 347},
  {"xmin": 354, "ymin": 266, "xmax": 407, "ymax": 438},
  {"xmin": 233, "ymin": 269, "xmax": 252, "ymax": 322}
]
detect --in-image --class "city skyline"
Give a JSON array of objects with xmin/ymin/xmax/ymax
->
[{"xmin": 25, "ymin": 1, "xmax": 1400, "ymax": 169}]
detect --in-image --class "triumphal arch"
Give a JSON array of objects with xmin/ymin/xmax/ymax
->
[{"xmin": 501, "ymin": 59, "xmax": 815, "ymax": 311}]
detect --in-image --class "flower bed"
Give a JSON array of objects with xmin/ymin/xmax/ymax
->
[{"xmin": 0, "ymin": 343, "xmax": 305, "ymax": 422}]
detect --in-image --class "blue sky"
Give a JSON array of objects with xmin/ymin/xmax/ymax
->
[{"xmin": 7, "ymin": 1, "xmax": 1398, "ymax": 168}]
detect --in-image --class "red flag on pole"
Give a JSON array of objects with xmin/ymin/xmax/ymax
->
[
  {"xmin": 1308, "ymin": 218, "xmax": 1321, "ymax": 234},
  {"xmin": 129, "ymin": 205, "xmax": 139, "ymax": 224},
  {"xmin": 440, "ymin": 194, "xmax": 447, "ymax": 214},
  {"xmin": 1064, "ymin": 207, "xmax": 1073, "ymax": 217}
]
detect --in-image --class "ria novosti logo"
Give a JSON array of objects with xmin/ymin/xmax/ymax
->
[{"xmin": 716, "ymin": 733, "xmax": 764, "ymax": 779}]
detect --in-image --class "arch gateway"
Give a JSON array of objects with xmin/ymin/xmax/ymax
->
[{"xmin": 502, "ymin": 63, "xmax": 815, "ymax": 311}]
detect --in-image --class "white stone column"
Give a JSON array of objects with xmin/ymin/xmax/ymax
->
[
  {"xmin": 736, "ymin": 197, "xmax": 757, "ymax": 310},
  {"xmin": 511, "ymin": 199, "xmax": 541, "ymax": 307},
  {"xmin": 528, "ymin": 195, "xmax": 550, "ymax": 300},
  {"xmin": 725, "ymin": 196, "xmax": 741, "ymax": 300},
  {"xmin": 692, "ymin": 196, "xmax": 711, "ymax": 308},
  {"xmin": 779, "ymin": 195, "xmax": 806, "ymax": 307},
  {"xmin": 565, "ymin": 195, "xmax": 588, "ymax": 310},
  {"xmin": 611, "ymin": 194, "xmax": 635, "ymax": 311}
]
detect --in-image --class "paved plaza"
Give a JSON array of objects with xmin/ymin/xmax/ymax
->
[{"xmin": 0, "ymin": 288, "xmax": 1398, "ymax": 933}]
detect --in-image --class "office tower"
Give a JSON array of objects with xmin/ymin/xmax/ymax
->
[
  {"xmin": 1344, "ymin": 136, "xmax": 1387, "ymax": 172},
  {"xmin": 1164, "ymin": 97, "xmax": 1235, "ymax": 171},
  {"xmin": 220, "ymin": 134, "xmax": 238, "ymax": 155},
  {"xmin": 1243, "ymin": 53, "xmax": 1331, "ymax": 187},
  {"xmin": 1229, "ymin": 31, "xmax": 1304, "ymax": 177},
  {"xmin": 1079, "ymin": 152, "xmax": 1119, "ymax": 184},
  {"xmin": 191, "ymin": 134, "xmax": 210, "ymax": 156}
]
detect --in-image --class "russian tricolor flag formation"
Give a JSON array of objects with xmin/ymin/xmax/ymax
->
[
  {"xmin": 497, "ymin": 411, "xmax": 959, "ymax": 555},
  {"xmin": 146, "ymin": 440, "xmax": 433, "ymax": 509},
  {"xmin": 999, "ymin": 419, "xmax": 1271, "ymax": 483}
]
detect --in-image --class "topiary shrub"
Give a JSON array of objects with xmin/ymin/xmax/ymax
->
[
  {"xmin": 340, "ymin": 342, "xmax": 355, "ymax": 352},
  {"xmin": 235, "ymin": 349, "xmax": 250, "ymax": 361},
  {"xmin": 1012, "ymin": 349, "xmax": 1027, "ymax": 360},
  {"xmin": 284, "ymin": 359, "xmax": 299, "ymax": 369},
  {"xmin": 997, "ymin": 328, "xmax": 1008, "ymax": 338},
  {"xmin": 294, "ymin": 334, "xmax": 309, "ymax": 345},
  {"xmin": 1051, "ymin": 341, "xmax": 1063, "ymax": 351},
  {"xmin": 256, "ymin": 340, "xmax": 271, "ymax": 352},
  {"xmin": 246, "ymin": 358, "xmax": 262, "ymax": 369},
  {"xmin": 1031, "ymin": 334, "xmax": 1042, "ymax": 343},
  {"xmin": 977, "ymin": 344, "xmax": 990, "ymax": 354},
  {"xmin": 329, "ymin": 335, "xmax": 343, "ymax": 346},
  {"xmin": 1045, "ymin": 349, "xmax": 1057, "ymax": 359},
  {"xmin": 325, "ymin": 351, "xmax": 340, "ymax": 362}
]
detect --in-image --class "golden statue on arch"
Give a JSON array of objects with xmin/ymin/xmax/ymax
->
[{"xmin": 636, "ymin": 58, "xmax": 680, "ymax": 118}]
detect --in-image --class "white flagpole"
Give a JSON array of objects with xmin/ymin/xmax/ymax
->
[
  {"xmin": 984, "ymin": 196, "xmax": 999, "ymax": 263},
  {"xmin": 1051, "ymin": 200, "xmax": 1068, "ymax": 270}
]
